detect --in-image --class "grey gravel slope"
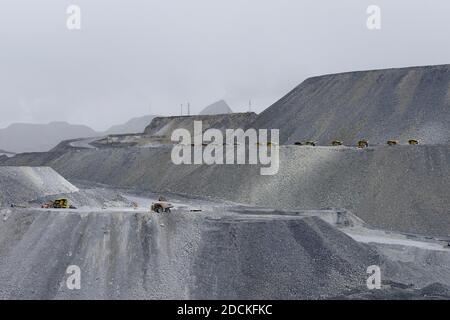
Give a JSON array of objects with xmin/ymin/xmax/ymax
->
[
  {"xmin": 190, "ymin": 215, "xmax": 379, "ymax": 299},
  {"xmin": 0, "ymin": 209, "xmax": 382, "ymax": 299},
  {"xmin": 0, "ymin": 166, "xmax": 78, "ymax": 206},
  {"xmin": 250, "ymin": 65, "xmax": 450, "ymax": 145},
  {"xmin": 4, "ymin": 145, "xmax": 449, "ymax": 236},
  {"xmin": 2, "ymin": 208, "xmax": 450, "ymax": 299}
]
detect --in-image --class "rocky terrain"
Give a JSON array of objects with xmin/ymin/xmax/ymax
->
[
  {"xmin": 1, "ymin": 64, "xmax": 449, "ymax": 299},
  {"xmin": 3, "ymin": 144, "xmax": 449, "ymax": 237},
  {"xmin": 1, "ymin": 168, "xmax": 450, "ymax": 299},
  {"xmin": 0, "ymin": 166, "xmax": 78, "ymax": 207},
  {"xmin": 250, "ymin": 64, "xmax": 450, "ymax": 146}
]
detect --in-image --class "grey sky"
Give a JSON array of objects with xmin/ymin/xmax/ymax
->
[{"xmin": 0, "ymin": 0, "xmax": 449, "ymax": 131}]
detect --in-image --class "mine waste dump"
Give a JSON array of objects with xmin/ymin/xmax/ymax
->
[{"xmin": 1, "ymin": 64, "xmax": 450, "ymax": 299}]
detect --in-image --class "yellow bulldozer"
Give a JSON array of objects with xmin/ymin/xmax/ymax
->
[{"xmin": 41, "ymin": 198, "xmax": 76, "ymax": 209}]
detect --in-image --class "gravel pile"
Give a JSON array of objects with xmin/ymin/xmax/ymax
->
[
  {"xmin": 0, "ymin": 166, "xmax": 78, "ymax": 207},
  {"xmin": 30, "ymin": 188, "xmax": 133, "ymax": 209},
  {"xmin": 5, "ymin": 145, "xmax": 448, "ymax": 236},
  {"xmin": 1, "ymin": 207, "xmax": 450, "ymax": 299},
  {"xmin": 249, "ymin": 64, "xmax": 450, "ymax": 145},
  {"xmin": 0, "ymin": 208, "xmax": 387, "ymax": 299}
]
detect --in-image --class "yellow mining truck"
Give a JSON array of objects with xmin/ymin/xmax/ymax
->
[
  {"xmin": 357, "ymin": 140, "xmax": 369, "ymax": 148},
  {"xmin": 151, "ymin": 196, "xmax": 174, "ymax": 213},
  {"xmin": 387, "ymin": 140, "xmax": 398, "ymax": 146},
  {"xmin": 53, "ymin": 198, "xmax": 69, "ymax": 208}
]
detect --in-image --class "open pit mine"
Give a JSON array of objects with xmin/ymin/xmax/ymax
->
[{"xmin": 1, "ymin": 64, "xmax": 450, "ymax": 299}]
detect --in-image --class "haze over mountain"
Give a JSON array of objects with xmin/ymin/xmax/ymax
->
[
  {"xmin": 0, "ymin": 114, "xmax": 163, "ymax": 153},
  {"xmin": 103, "ymin": 115, "xmax": 159, "ymax": 135},
  {"xmin": 199, "ymin": 100, "xmax": 233, "ymax": 115},
  {"xmin": 0, "ymin": 122, "xmax": 99, "ymax": 153},
  {"xmin": 0, "ymin": 102, "xmax": 233, "ymax": 153}
]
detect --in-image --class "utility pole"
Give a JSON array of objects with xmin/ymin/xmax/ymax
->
[
  {"xmin": 180, "ymin": 103, "xmax": 183, "ymax": 116},
  {"xmin": 187, "ymin": 102, "xmax": 190, "ymax": 116},
  {"xmin": 249, "ymin": 99, "xmax": 252, "ymax": 112}
]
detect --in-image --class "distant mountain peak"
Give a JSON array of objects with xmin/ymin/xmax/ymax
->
[
  {"xmin": 103, "ymin": 114, "xmax": 159, "ymax": 135},
  {"xmin": 199, "ymin": 100, "xmax": 233, "ymax": 115}
]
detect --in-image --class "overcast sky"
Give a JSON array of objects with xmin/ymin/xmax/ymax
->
[{"xmin": 0, "ymin": 0, "xmax": 449, "ymax": 131}]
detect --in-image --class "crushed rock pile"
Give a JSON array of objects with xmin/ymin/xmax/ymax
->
[{"xmin": 0, "ymin": 166, "xmax": 78, "ymax": 207}]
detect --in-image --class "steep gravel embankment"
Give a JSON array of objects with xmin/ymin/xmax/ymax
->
[
  {"xmin": 0, "ymin": 166, "xmax": 78, "ymax": 206},
  {"xmin": 3, "ymin": 145, "xmax": 449, "ymax": 236},
  {"xmin": 1, "ymin": 165, "xmax": 450, "ymax": 299},
  {"xmin": 0, "ymin": 206, "xmax": 434, "ymax": 300},
  {"xmin": 250, "ymin": 64, "xmax": 450, "ymax": 145},
  {"xmin": 1, "ymin": 208, "xmax": 450, "ymax": 299}
]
